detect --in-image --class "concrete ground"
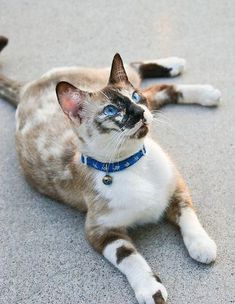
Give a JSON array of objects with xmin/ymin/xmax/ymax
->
[{"xmin": 0, "ymin": 1, "xmax": 234, "ymax": 303}]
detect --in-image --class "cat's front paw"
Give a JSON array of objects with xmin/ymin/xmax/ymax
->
[
  {"xmin": 185, "ymin": 234, "xmax": 217, "ymax": 264},
  {"xmin": 197, "ymin": 85, "xmax": 221, "ymax": 106},
  {"xmin": 135, "ymin": 281, "xmax": 167, "ymax": 304}
]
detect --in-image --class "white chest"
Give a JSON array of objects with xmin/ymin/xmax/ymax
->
[{"xmin": 94, "ymin": 139, "xmax": 177, "ymax": 228}]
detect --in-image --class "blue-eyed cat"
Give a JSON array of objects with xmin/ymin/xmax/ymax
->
[{"xmin": 0, "ymin": 36, "xmax": 220, "ymax": 304}]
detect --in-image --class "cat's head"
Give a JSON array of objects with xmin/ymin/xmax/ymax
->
[{"xmin": 56, "ymin": 54, "xmax": 153, "ymax": 161}]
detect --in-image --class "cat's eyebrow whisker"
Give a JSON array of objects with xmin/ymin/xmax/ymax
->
[
  {"xmin": 82, "ymin": 108, "xmax": 98, "ymax": 117},
  {"xmin": 99, "ymin": 90, "xmax": 110, "ymax": 102}
]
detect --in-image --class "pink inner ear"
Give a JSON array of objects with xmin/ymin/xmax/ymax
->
[
  {"xmin": 59, "ymin": 90, "xmax": 82, "ymax": 118},
  {"xmin": 56, "ymin": 81, "xmax": 85, "ymax": 119},
  {"xmin": 62, "ymin": 96, "xmax": 78, "ymax": 114}
]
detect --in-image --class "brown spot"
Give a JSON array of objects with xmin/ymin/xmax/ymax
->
[
  {"xmin": 138, "ymin": 63, "xmax": 172, "ymax": 79},
  {"xmin": 167, "ymin": 195, "xmax": 182, "ymax": 223},
  {"xmin": 78, "ymin": 136, "xmax": 85, "ymax": 143},
  {"xmin": 166, "ymin": 177, "xmax": 193, "ymax": 224},
  {"xmin": 86, "ymin": 227, "xmax": 132, "ymax": 254},
  {"xmin": 135, "ymin": 124, "xmax": 149, "ymax": 139},
  {"xmin": 116, "ymin": 245, "xmax": 135, "ymax": 264},
  {"xmin": 86, "ymin": 126, "xmax": 93, "ymax": 137},
  {"xmin": 61, "ymin": 146, "xmax": 76, "ymax": 166},
  {"xmin": 152, "ymin": 291, "xmax": 165, "ymax": 304},
  {"xmin": 142, "ymin": 84, "xmax": 183, "ymax": 111},
  {"xmin": 153, "ymin": 274, "xmax": 162, "ymax": 283},
  {"xmin": 162, "ymin": 85, "xmax": 183, "ymax": 104}
]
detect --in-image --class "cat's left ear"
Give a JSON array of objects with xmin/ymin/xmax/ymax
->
[
  {"xmin": 56, "ymin": 81, "xmax": 87, "ymax": 122},
  {"xmin": 108, "ymin": 53, "xmax": 129, "ymax": 85}
]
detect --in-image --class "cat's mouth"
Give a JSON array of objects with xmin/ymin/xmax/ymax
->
[{"xmin": 131, "ymin": 121, "xmax": 149, "ymax": 139}]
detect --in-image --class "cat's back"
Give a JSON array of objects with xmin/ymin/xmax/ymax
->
[{"xmin": 16, "ymin": 65, "xmax": 108, "ymax": 135}]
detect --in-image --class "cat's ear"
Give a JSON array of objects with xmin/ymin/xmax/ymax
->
[
  {"xmin": 56, "ymin": 81, "xmax": 87, "ymax": 121},
  {"xmin": 108, "ymin": 53, "xmax": 129, "ymax": 85}
]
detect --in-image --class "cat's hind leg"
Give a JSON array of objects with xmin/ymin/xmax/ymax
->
[
  {"xmin": 166, "ymin": 177, "xmax": 217, "ymax": 264},
  {"xmin": 131, "ymin": 57, "xmax": 186, "ymax": 79},
  {"xmin": 86, "ymin": 218, "xmax": 167, "ymax": 304},
  {"xmin": 142, "ymin": 83, "xmax": 221, "ymax": 110}
]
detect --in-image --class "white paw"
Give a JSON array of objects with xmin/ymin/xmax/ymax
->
[
  {"xmin": 157, "ymin": 57, "xmax": 186, "ymax": 77},
  {"xmin": 135, "ymin": 281, "xmax": 167, "ymax": 304},
  {"xmin": 198, "ymin": 85, "xmax": 221, "ymax": 106},
  {"xmin": 185, "ymin": 234, "xmax": 217, "ymax": 264}
]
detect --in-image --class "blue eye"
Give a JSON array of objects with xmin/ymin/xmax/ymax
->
[
  {"xmin": 132, "ymin": 91, "xmax": 141, "ymax": 103},
  {"xmin": 103, "ymin": 105, "xmax": 119, "ymax": 116}
]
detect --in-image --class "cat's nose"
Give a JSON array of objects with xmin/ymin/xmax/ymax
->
[
  {"xmin": 132, "ymin": 105, "xmax": 145, "ymax": 120},
  {"xmin": 126, "ymin": 104, "xmax": 145, "ymax": 127}
]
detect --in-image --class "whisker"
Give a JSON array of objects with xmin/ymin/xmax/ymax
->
[
  {"xmin": 151, "ymin": 116, "xmax": 190, "ymax": 143},
  {"xmin": 99, "ymin": 90, "xmax": 110, "ymax": 102}
]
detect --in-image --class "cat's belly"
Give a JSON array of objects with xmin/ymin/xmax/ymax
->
[{"xmin": 95, "ymin": 139, "xmax": 177, "ymax": 228}]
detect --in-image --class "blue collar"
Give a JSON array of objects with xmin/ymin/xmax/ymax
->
[{"xmin": 81, "ymin": 146, "xmax": 146, "ymax": 173}]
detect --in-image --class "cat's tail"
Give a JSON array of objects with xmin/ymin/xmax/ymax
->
[
  {"xmin": 0, "ymin": 74, "xmax": 21, "ymax": 107},
  {"xmin": 0, "ymin": 36, "xmax": 21, "ymax": 107}
]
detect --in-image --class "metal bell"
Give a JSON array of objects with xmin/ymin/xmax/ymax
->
[{"xmin": 102, "ymin": 174, "xmax": 113, "ymax": 185}]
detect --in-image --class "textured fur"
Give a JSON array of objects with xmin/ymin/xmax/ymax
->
[{"xmin": 0, "ymin": 39, "xmax": 221, "ymax": 304}]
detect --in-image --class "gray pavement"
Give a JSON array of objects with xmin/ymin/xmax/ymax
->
[{"xmin": 0, "ymin": 1, "xmax": 234, "ymax": 303}]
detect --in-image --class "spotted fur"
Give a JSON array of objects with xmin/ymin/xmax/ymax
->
[
  {"xmin": 152, "ymin": 290, "xmax": 165, "ymax": 304},
  {"xmin": 116, "ymin": 245, "xmax": 136, "ymax": 264},
  {"xmin": 0, "ymin": 39, "xmax": 220, "ymax": 304}
]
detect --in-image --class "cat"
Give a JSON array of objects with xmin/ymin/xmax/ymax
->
[{"xmin": 0, "ymin": 36, "xmax": 220, "ymax": 304}]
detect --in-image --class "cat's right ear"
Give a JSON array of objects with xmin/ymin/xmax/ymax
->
[{"xmin": 56, "ymin": 81, "xmax": 87, "ymax": 122}]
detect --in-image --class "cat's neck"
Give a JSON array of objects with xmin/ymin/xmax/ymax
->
[{"xmin": 80, "ymin": 138, "xmax": 146, "ymax": 163}]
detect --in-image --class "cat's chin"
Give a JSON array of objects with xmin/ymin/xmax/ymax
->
[{"xmin": 132, "ymin": 124, "xmax": 149, "ymax": 139}]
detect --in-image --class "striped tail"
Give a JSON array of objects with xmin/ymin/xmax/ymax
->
[{"xmin": 0, "ymin": 36, "xmax": 21, "ymax": 107}]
